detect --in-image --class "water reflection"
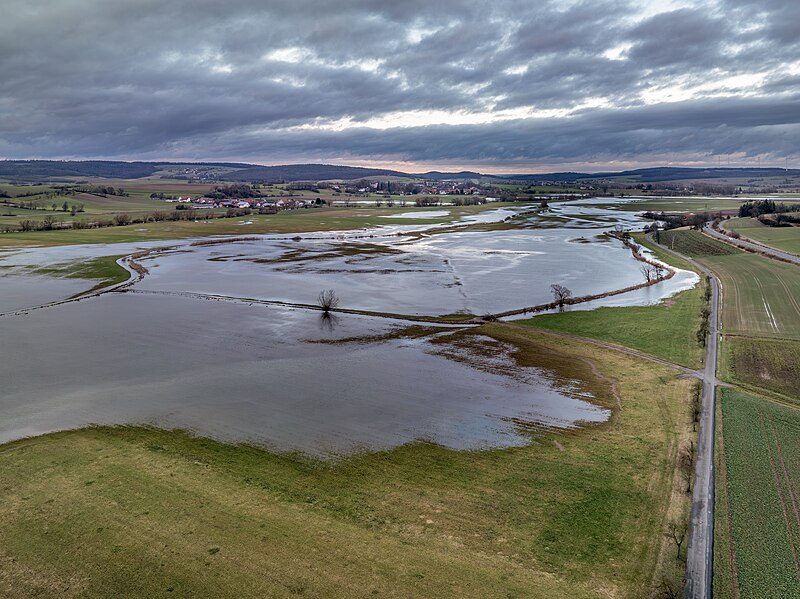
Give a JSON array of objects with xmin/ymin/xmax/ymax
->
[
  {"xmin": 0, "ymin": 294, "xmax": 609, "ymax": 455},
  {"xmin": 318, "ymin": 311, "xmax": 341, "ymax": 333}
]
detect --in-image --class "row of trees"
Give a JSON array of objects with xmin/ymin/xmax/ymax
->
[
  {"xmin": 4, "ymin": 207, "xmax": 253, "ymax": 234},
  {"xmin": 738, "ymin": 199, "xmax": 800, "ymax": 217}
]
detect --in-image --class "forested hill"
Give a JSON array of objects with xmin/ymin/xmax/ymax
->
[
  {"xmin": 230, "ymin": 164, "xmax": 407, "ymax": 181},
  {"xmin": 0, "ymin": 160, "xmax": 163, "ymax": 180},
  {"xmin": 503, "ymin": 167, "xmax": 800, "ymax": 182},
  {"xmin": 2, "ymin": 160, "xmax": 798, "ymax": 184}
]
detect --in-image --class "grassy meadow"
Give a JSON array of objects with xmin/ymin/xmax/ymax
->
[
  {"xmin": 0, "ymin": 325, "xmax": 695, "ymax": 599},
  {"xmin": 515, "ymin": 235, "xmax": 707, "ymax": 369},
  {"xmin": 726, "ymin": 217, "xmax": 800, "ymax": 254},
  {"xmin": 0, "ymin": 203, "xmax": 517, "ymax": 248}
]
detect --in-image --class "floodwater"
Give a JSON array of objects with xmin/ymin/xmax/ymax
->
[
  {"xmin": 128, "ymin": 228, "xmax": 695, "ymax": 316},
  {"xmin": 0, "ymin": 293, "xmax": 608, "ymax": 455},
  {"xmin": 0, "ymin": 199, "xmax": 695, "ymax": 454},
  {"xmin": 0, "ymin": 274, "xmax": 93, "ymax": 313}
]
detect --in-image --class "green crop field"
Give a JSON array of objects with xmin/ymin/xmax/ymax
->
[
  {"xmin": 701, "ymin": 252, "xmax": 800, "ymax": 339},
  {"xmin": 659, "ymin": 230, "xmax": 800, "ymax": 338},
  {"xmin": 658, "ymin": 229, "xmax": 738, "ymax": 256},
  {"xmin": 0, "ymin": 326, "xmax": 695, "ymax": 599},
  {"xmin": 720, "ymin": 336, "xmax": 800, "ymax": 403},
  {"xmin": 715, "ymin": 389, "xmax": 800, "ymax": 598},
  {"xmin": 726, "ymin": 217, "xmax": 800, "ymax": 255}
]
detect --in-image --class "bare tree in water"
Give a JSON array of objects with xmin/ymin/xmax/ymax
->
[
  {"xmin": 550, "ymin": 284, "xmax": 572, "ymax": 311},
  {"xmin": 317, "ymin": 289, "xmax": 340, "ymax": 313},
  {"xmin": 640, "ymin": 263, "xmax": 657, "ymax": 282}
]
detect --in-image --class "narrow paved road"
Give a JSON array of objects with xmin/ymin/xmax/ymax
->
[
  {"xmin": 705, "ymin": 224, "xmax": 800, "ymax": 265},
  {"xmin": 650, "ymin": 235, "xmax": 720, "ymax": 599}
]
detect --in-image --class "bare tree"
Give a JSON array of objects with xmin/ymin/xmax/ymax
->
[
  {"xmin": 640, "ymin": 263, "xmax": 657, "ymax": 282},
  {"xmin": 550, "ymin": 284, "xmax": 572, "ymax": 311},
  {"xmin": 680, "ymin": 446, "xmax": 695, "ymax": 494},
  {"xmin": 657, "ymin": 576, "xmax": 680, "ymax": 599},
  {"xmin": 317, "ymin": 289, "xmax": 340, "ymax": 313},
  {"xmin": 665, "ymin": 521, "xmax": 687, "ymax": 560}
]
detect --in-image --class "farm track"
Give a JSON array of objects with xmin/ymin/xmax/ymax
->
[
  {"xmin": 648, "ymin": 234, "xmax": 720, "ymax": 599},
  {"xmin": 705, "ymin": 225, "xmax": 800, "ymax": 265}
]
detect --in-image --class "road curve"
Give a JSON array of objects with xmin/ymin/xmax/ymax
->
[
  {"xmin": 705, "ymin": 224, "xmax": 800, "ymax": 265},
  {"xmin": 649, "ymin": 235, "xmax": 719, "ymax": 599}
]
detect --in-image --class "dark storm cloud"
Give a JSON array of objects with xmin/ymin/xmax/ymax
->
[
  {"xmin": 185, "ymin": 94, "xmax": 800, "ymax": 162},
  {"xmin": 0, "ymin": 0, "xmax": 798, "ymax": 167}
]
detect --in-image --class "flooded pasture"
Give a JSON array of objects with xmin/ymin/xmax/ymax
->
[
  {"xmin": 0, "ymin": 199, "xmax": 695, "ymax": 454},
  {"xmin": 0, "ymin": 293, "xmax": 608, "ymax": 455}
]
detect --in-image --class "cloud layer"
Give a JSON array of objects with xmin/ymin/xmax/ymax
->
[{"xmin": 1, "ymin": 0, "xmax": 798, "ymax": 170}]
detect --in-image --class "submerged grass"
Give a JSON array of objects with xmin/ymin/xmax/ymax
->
[
  {"xmin": 28, "ymin": 255, "xmax": 129, "ymax": 294},
  {"xmin": 0, "ymin": 326, "xmax": 693, "ymax": 599}
]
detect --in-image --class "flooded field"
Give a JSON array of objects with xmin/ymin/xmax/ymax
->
[
  {"xmin": 0, "ymin": 293, "xmax": 608, "ymax": 455},
  {"xmin": 0, "ymin": 199, "xmax": 693, "ymax": 453}
]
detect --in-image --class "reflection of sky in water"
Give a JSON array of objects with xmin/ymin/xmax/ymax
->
[
  {"xmin": 0, "ymin": 294, "xmax": 608, "ymax": 455},
  {"xmin": 0, "ymin": 201, "xmax": 698, "ymax": 316}
]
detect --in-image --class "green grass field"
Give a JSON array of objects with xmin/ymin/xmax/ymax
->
[
  {"xmin": 726, "ymin": 217, "xmax": 800, "ymax": 255},
  {"xmin": 0, "ymin": 203, "xmax": 519, "ymax": 248},
  {"xmin": 514, "ymin": 236, "xmax": 707, "ymax": 369},
  {"xmin": 0, "ymin": 326, "xmax": 694, "ymax": 598},
  {"xmin": 714, "ymin": 389, "xmax": 800, "ymax": 598}
]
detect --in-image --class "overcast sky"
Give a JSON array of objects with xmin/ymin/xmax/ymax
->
[{"xmin": 1, "ymin": 0, "xmax": 798, "ymax": 172}]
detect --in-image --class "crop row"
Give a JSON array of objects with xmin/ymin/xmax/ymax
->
[{"xmin": 720, "ymin": 389, "xmax": 800, "ymax": 597}]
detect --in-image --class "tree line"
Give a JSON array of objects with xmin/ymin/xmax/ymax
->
[{"xmin": 2, "ymin": 207, "xmax": 253, "ymax": 234}]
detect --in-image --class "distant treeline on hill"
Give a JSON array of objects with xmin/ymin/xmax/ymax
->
[
  {"xmin": 0, "ymin": 160, "xmax": 161, "ymax": 180},
  {"xmin": 2, "ymin": 160, "xmax": 798, "ymax": 186}
]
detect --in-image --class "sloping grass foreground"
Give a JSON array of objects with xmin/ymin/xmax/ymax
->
[{"xmin": 0, "ymin": 326, "xmax": 692, "ymax": 598}]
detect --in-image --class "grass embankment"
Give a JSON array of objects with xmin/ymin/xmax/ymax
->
[
  {"xmin": 0, "ymin": 203, "xmax": 517, "ymax": 248},
  {"xmin": 0, "ymin": 325, "xmax": 694, "ymax": 598},
  {"xmin": 27, "ymin": 255, "xmax": 130, "ymax": 295},
  {"xmin": 726, "ymin": 217, "xmax": 800, "ymax": 255},
  {"xmin": 515, "ymin": 235, "xmax": 706, "ymax": 369},
  {"xmin": 714, "ymin": 389, "xmax": 800, "ymax": 598}
]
